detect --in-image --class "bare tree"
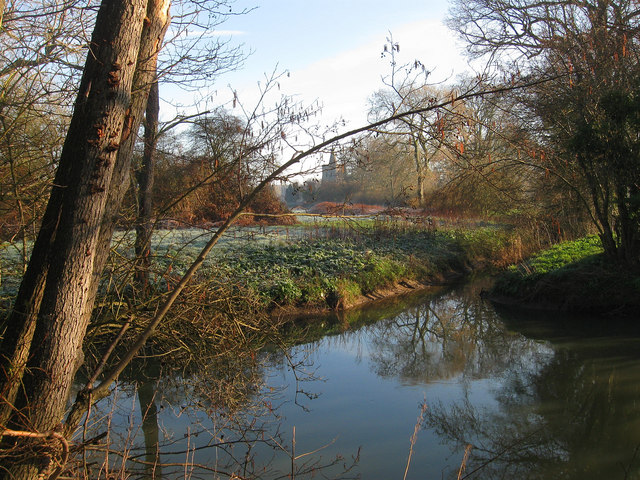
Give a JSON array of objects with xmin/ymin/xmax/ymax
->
[
  {"xmin": 367, "ymin": 36, "xmax": 462, "ymax": 206},
  {"xmin": 129, "ymin": 0, "xmax": 247, "ymax": 293},
  {"xmin": 0, "ymin": 1, "xmax": 93, "ymax": 255},
  {"xmin": 449, "ymin": 0, "xmax": 640, "ymax": 265}
]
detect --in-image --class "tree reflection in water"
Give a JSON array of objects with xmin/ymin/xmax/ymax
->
[
  {"xmin": 413, "ymin": 295, "xmax": 640, "ymax": 480},
  {"xmin": 79, "ymin": 353, "xmax": 278, "ymax": 478},
  {"xmin": 77, "ymin": 282, "xmax": 640, "ymax": 479},
  {"xmin": 79, "ymin": 349, "xmax": 356, "ymax": 479},
  {"xmin": 366, "ymin": 282, "xmax": 549, "ymax": 386}
]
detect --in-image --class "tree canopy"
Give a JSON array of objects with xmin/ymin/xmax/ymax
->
[{"xmin": 450, "ymin": 0, "xmax": 640, "ymax": 266}]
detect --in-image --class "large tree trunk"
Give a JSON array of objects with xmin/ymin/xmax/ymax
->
[
  {"xmin": 0, "ymin": 0, "xmax": 171, "ymax": 444},
  {"xmin": 14, "ymin": 0, "xmax": 146, "ymax": 432},
  {"xmin": 75, "ymin": 0, "xmax": 170, "ymax": 369},
  {"xmin": 0, "ymin": 153, "xmax": 69, "ymax": 427},
  {"xmin": 0, "ymin": 0, "xmax": 169, "ymax": 477},
  {"xmin": 62, "ymin": 0, "xmax": 170, "ymax": 438}
]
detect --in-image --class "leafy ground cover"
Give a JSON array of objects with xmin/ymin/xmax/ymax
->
[
  {"xmin": 491, "ymin": 235, "xmax": 640, "ymax": 314},
  {"xmin": 0, "ymin": 219, "xmax": 538, "ymax": 369},
  {"xmin": 143, "ymin": 222, "xmax": 521, "ymax": 311},
  {"xmin": 1, "ymin": 220, "xmax": 524, "ymax": 313}
]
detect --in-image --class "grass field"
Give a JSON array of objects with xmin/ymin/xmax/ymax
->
[{"xmin": 1, "ymin": 216, "xmax": 522, "ymax": 311}]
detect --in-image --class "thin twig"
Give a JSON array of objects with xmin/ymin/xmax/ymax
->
[
  {"xmin": 458, "ymin": 444, "xmax": 473, "ymax": 480},
  {"xmin": 291, "ymin": 426, "xmax": 295, "ymax": 480},
  {"xmin": 86, "ymin": 315, "xmax": 133, "ymax": 387}
]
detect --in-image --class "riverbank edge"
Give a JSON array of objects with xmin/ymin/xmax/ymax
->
[
  {"xmin": 261, "ymin": 243, "xmax": 485, "ymax": 318},
  {"xmin": 269, "ymin": 275, "xmax": 458, "ymax": 320},
  {"xmin": 488, "ymin": 237, "xmax": 640, "ymax": 316},
  {"xmin": 198, "ymin": 227, "xmax": 519, "ymax": 320}
]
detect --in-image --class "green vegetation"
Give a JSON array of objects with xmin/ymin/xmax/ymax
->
[
  {"xmin": 0, "ymin": 222, "xmax": 503, "ymax": 311},
  {"xmin": 0, "ymin": 222, "xmax": 528, "ymax": 316},
  {"xmin": 492, "ymin": 236, "xmax": 640, "ymax": 314},
  {"xmin": 510, "ymin": 235, "xmax": 603, "ymax": 275},
  {"xmin": 138, "ymin": 222, "xmax": 524, "ymax": 312},
  {"xmin": 221, "ymin": 239, "xmax": 408, "ymax": 309},
  {"xmin": 49, "ymin": 220, "xmax": 528, "ymax": 379}
]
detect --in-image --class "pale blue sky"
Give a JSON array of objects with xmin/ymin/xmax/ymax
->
[
  {"xmin": 221, "ymin": 0, "xmax": 453, "ymax": 79},
  {"xmin": 166, "ymin": 1, "xmax": 469, "ymax": 140}
]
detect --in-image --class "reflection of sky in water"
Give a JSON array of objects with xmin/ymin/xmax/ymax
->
[
  {"xmin": 260, "ymin": 294, "xmax": 556, "ymax": 479},
  {"xmin": 83, "ymin": 286, "xmax": 640, "ymax": 479}
]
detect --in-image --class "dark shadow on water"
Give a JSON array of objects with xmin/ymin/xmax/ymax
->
[{"xmin": 424, "ymin": 290, "xmax": 640, "ymax": 480}]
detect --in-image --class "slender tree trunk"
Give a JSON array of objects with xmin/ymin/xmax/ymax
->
[
  {"xmin": 413, "ymin": 137, "xmax": 425, "ymax": 206},
  {"xmin": 135, "ymin": 79, "xmax": 160, "ymax": 294},
  {"xmin": 616, "ymin": 183, "xmax": 640, "ymax": 268}
]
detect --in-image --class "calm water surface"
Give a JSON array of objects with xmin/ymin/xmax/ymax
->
[{"xmin": 91, "ymin": 281, "xmax": 640, "ymax": 479}]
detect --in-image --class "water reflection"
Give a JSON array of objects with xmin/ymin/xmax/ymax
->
[
  {"xmin": 79, "ymin": 353, "xmax": 292, "ymax": 479},
  {"xmin": 424, "ymin": 306, "xmax": 640, "ymax": 479},
  {"xmin": 366, "ymin": 287, "xmax": 539, "ymax": 384},
  {"xmin": 81, "ymin": 283, "xmax": 640, "ymax": 479},
  {"xmin": 137, "ymin": 376, "xmax": 162, "ymax": 478}
]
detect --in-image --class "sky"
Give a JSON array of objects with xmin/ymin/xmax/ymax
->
[{"xmin": 165, "ymin": 0, "xmax": 471, "ymax": 128}]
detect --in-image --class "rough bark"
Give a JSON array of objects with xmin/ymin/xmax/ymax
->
[
  {"xmin": 76, "ymin": 0, "xmax": 170, "ymax": 362},
  {"xmin": 63, "ymin": 0, "xmax": 170, "ymax": 438},
  {"xmin": 0, "ymin": 158, "xmax": 68, "ymax": 426},
  {"xmin": 14, "ymin": 0, "xmax": 147, "ymax": 429},
  {"xmin": 0, "ymin": 0, "xmax": 152, "ymax": 477},
  {"xmin": 0, "ymin": 0, "xmax": 170, "ymax": 427}
]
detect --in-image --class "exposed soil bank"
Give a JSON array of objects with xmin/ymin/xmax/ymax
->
[{"xmin": 272, "ymin": 278, "xmax": 445, "ymax": 319}]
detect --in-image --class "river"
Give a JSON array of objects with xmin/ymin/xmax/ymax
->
[{"xmin": 84, "ymin": 280, "xmax": 640, "ymax": 479}]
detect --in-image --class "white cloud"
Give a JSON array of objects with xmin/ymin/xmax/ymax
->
[
  {"xmin": 160, "ymin": 18, "xmax": 471, "ymax": 177},
  {"xmin": 276, "ymin": 19, "xmax": 470, "ymax": 128}
]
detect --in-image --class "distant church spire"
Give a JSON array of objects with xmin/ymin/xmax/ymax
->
[{"xmin": 321, "ymin": 151, "xmax": 343, "ymax": 184}]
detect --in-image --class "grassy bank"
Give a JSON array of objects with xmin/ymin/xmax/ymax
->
[
  {"xmin": 491, "ymin": 235, "xmax": 640, "ymax": 314},
  {"xmin": 1, "ymin": 220, "xmax": 527, "ymax": 363},
  {"xmin": 179, "ymin": 224, "xmax": 522, "ymax": 312},
  {"xmin": 0, "ymin": 222, "xmax": 525, "ymax": 314}
]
